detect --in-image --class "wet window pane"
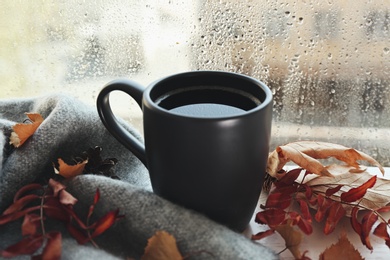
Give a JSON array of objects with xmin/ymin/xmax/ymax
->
[{"xmin": 1, "ymin": 1, "xmax": 389, "ymax": 166}]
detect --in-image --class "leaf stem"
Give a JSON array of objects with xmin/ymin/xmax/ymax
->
[
  {"xmin": 313, "ymin": 190, "xmax": 390, "ymax": 227},
  {"xmin": 277, "ymin": 247, "xmax": 288, "ymax": 255},
  {"xmin": 86, "ymin": 212, "xmax": 99, "ymax": 248},
  {"xmin": 40, "ymin": 193, "xmax": 46, "ymax": 236}
]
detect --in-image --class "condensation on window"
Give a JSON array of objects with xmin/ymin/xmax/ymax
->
[{"xmin": 1, "ymin": 1, "xmax": 389, "ymax": 166}]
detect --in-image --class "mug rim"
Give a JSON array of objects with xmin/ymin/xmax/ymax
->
[{"xmin": 143, "ymin": 70, "xmax": 273, "ymax": 120}]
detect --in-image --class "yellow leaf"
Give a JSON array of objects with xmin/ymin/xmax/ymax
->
[
  {"xmin": 141, "ymin": 231, "xmax": 183, "ymax": 260},
  {"xmin": 320, "ymin": 232, "xmax": 363, "ymax": 260},
  {"xmin": 9, "ymin": 113, "xmax": 44, "ymax": 147},
  {"xmin": 267, "ymin": 141, "xmax": 384, "ymax": 179},
  {"xmin": 275, "ymin": 220, "xmax": 303, "ymax": 259},
  {"xmin": 54, "ymin": 158, "xmax": 87, "ymax": 178}
]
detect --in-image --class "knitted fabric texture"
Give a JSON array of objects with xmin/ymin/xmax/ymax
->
[{"xmin": 0, "ymin": 94, "xmax": 276, "ymax": 259}]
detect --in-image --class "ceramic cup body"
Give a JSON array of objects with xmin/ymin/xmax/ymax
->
[{"xmin": 97, "ymin": 71, "xmax": 273, "ymax": 231}]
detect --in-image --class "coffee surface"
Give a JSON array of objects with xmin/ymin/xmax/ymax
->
[{"xmin": 169, "ymin": 103, "xmax": 245, "ymax": 117}]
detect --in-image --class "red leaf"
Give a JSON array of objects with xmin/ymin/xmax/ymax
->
[
  {"xmin": 2, "ymin": 194, "xmax": 40, "ymax": 215},
  {"xmin": 340, "ymin": 175, "xmax": 377, "ymax": 203},
  {"xmin": 251, "ymin": 229, "xmax": 275, "ymax": 240},
  {"xmin": 0, "ymin": 234, "xmax": 44, "ymax": 257},
  {"xmin": 361, "ymin": 211, "xmax": 378, "ymax": 250},
  {"xmin": 351, "ymin": 207, "xmax": 362, "ymax": 236},
  {"xmin": 22, "ymin": 214, "xmax": 41, "ymax": 236},
  {"xmin": 294, "ymin": 199, "xmax": 313, "ymax": 235},
  {"xmin": 302, "ymin": 184, "xmax": 313, "ymax": 201},
  {"xmin": 43, "ymin": 198, "xmax": 71, "ymax": 223},
  {"xmin": 67, "ymin": 223, "xmax": 89, "ymax": 244},
  {"xmin": 255, "ymin": 208, "xmax": 286, "ymax": 228},
  {"xmin": 325, "ymin": 185, "xmax": 343, "ymax": 197},
  {"xmin": 0, "ymin": 206, "xmax": 41, "ymax": 225},
  {"xmin": 314, "ymin": 194, "xmax": 332, "ymax": 222},
  {"xmin": 377, "ymin": 206, "xmax": 390, "ymax": 213},
  {"xmin": 297, "ymin": 216, "xmax": 313, "ymax": 235},
  {"xmin": 41, "ymin": 232, "xmax": 62, "ymax": 260},
  {"xmin": 93, "ymin": 188, "xmax": 100, "ymax": 205},
  {"xmin": 373, "ymin": 222, "xmax": 390, "ymax": 240},
  {"xmin": 91, "ymin": 209, "xmax": 121, "ymax": 238},
  {"xmin": 324, "ymin": 201, "xmax": 346, "ymax": 235},
  {"xmin": 88, "ymin": 189, "xmax": 100, "ymax": 219},
  {"xmin": 287, "ymin": 211, "xmax": 300, "ymax": 226},
  {"xmin": 13, "ymin": 183, "xmax": 43, "ymax": 202},
  {"xmin": 62, "ymin": 206, "xmax": 88, "ymax": 230},
  {"xmin": 265, "ymin": 192, "xmax": 292, "ymax": 209},
  {"xmin": 298, "ymin": 199, "xmax": 311, "ymax": 221},
  {"xmin": 277, "ymin": 168, "xmax": 302, "ymax": 186}
]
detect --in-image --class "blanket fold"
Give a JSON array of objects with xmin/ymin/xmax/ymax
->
[{"xmin": 0, "ymin": 94, "xmax": 276, "ymax": 259}]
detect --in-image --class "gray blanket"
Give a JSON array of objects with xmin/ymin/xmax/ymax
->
[{"xmin": 0, "ymin": 94, "xmax": 276, "ymax": 259}]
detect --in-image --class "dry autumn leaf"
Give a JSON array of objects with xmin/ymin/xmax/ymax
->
[
  {"xmin": 267, "ymin": 141, "xmax": 385, "ymax": 178},
  {"xmin": 9, "ymin": 113, "xmax": 44, "ymax": 147},
  {"xmin": 54, "ymin": 158, "xmax": 88, "ymax": 178},
  {"xmin": 319, "ymin": 232, "xmax": 363, "ymax": 260},
  {"xmin": 142, "ymin": 231, "xmax": 182, "ymax": 260},
  {"xmin": 274, "ymin": 220, "xmax": 303, "ymax": 259}
]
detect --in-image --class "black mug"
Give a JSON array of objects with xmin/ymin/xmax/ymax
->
[{"xmin": 97, "ymin": 71, "xmax": 273, "ymax": 231}]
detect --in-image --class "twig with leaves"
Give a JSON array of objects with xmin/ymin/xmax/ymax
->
[
  {"xmin": 253, "ymin": 141, "xmax": 390, "ymax": 259},
  {"xmin": 0, "ymin": 179, "xmax": 122, "ymax": 259}
]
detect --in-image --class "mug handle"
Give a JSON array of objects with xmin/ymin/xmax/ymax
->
[{"xmin": 96, "ymin": 79, "xmax": 147, "ymax": 167}]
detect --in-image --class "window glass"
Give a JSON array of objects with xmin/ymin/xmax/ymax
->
[{"xmin": 1, "ymin": 1, "xmax": 389, "ymax": 166}]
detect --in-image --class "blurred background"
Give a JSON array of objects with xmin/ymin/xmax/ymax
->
[{"xmin": 1, "ymin": 0, "xmax": 389, "ymax": 165}]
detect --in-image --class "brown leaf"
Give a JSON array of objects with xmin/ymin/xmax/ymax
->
[
  {"xmin": 142, "ymin": 231, "xmax": 183, "ymax": 260},
  {"xmin": 9, "ymin": 113, "xmax": 44, "ymax": 147},
  {"xmin": 54, "ymin": 158, "xmax": 88, "ymax": 178},
  {"xmin": 267, "ymin": 141, "xmax": 384, "ymax": 178},
  {"xmin": 274, "ymin": 221, "xmax": 303, "ymax": 259},
  {"xmin": 319, "ymin": 232, "xmax": 363, "ymax": 260}
]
